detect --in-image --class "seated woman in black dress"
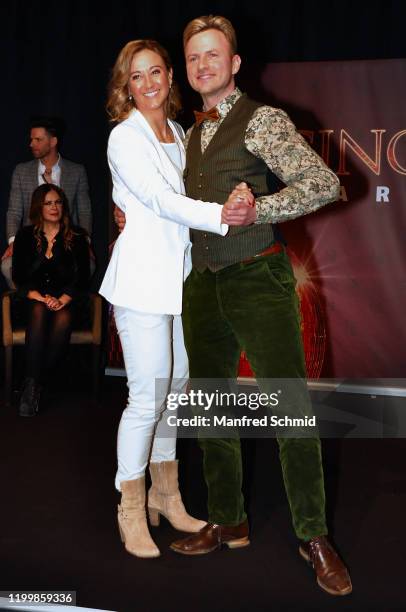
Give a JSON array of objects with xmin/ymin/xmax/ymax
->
[{"xmin": 12, "ymin": 183, "xmax": 90, "ymax": 416}]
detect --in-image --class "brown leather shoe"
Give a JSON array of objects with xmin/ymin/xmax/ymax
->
[
  {"xmin": 170, "ymin": 520, "xmax": 250, "ymax": 555},
  {"xmin": 299, "ymin": 536, "xmax": 352, "ymax": 596}
]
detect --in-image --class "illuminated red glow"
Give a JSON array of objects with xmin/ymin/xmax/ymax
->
[{"xmin": 239, "ymin": 249, "xmax": 326, "ymax": 379}]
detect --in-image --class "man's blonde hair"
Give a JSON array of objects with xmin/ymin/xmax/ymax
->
[{"xmin": 183, "ymin": 15, "xmax": 237, "ymax": 55}]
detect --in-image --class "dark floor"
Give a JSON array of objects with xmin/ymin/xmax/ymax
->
[{"xmin": 1, "ymin": 372, "xmax": 406, "ymax": 612}]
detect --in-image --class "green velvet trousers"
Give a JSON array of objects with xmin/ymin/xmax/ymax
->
[{"xmin": 182, "ymin": 249, "xmax": 327, "ymax": 541}]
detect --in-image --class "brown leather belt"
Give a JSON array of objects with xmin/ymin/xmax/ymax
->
[{"xmin": 242, "ymin": 242, "xmax": 283, "ymax": 264}]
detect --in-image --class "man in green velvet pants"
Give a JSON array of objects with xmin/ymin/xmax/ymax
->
[{"xmin": 170, "ymin": 15, "xmax": 352, "ymax": 597}]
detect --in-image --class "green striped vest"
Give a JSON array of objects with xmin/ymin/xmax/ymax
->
[{"xmin": 185, "ymin": 94, "xmax": 280, "ymax": 272}]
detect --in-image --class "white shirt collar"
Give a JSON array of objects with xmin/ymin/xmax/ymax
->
[{"xmin": 38, "ymin": 153, "xmax": 61, "ymax": 172}]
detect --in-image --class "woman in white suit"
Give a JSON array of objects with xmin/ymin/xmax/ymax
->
[{"xmin": 100, "ymin": 39, "xmax": 253, "ymax": 558}]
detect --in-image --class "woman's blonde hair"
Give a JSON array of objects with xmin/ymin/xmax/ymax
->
[
  {"xmin": 106, "ymin": 39, "xmax": 181, "ymax": 123},
  {"xmin": 183, "ymin": 15, "xmax": 237, "ymax": 55}
]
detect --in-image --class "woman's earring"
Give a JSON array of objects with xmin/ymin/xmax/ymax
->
[{"xmin": 128, "ymin": 94, "xmax": 133, "ymax": 101}]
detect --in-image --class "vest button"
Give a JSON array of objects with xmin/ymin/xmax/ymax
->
[
  {"xmin": 199, "ymin": 172, "xmax": 203, "ymax": 177},
  {"xmin": 203, "ymin": 234, "xmax": 207, "ymax": 238},
  {"xmin": 205, "ymin": 246, "xmax": 209, "ymax": 250},
  {"xmin": 198, "ymin": 184, "xmax": 202, "ymax": 188}
]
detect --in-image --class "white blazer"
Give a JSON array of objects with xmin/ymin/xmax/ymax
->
[{"xmin": 99, "ymin": 109, "xmax": 227, "ymax": 315}]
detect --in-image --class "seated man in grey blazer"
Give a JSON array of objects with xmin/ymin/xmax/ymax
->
[{"xmin": 1, "ymin": 116, "xmax": 93, "ymax": 287}]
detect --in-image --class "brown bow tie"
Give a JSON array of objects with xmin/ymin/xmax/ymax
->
[{"xmin": 193, "ymin": 107, "xmax": 220, "ymax": 127}]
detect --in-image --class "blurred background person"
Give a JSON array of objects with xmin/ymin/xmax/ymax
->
[
  {"xmin": 2, "ymin": 116, "xmax": 92, "ymax": 287},
  {"xmin": 12, "ymin": 183, "xmax": 90, "ymax": 417}
]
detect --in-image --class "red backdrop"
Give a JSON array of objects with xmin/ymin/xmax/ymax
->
[{"xmin": 258, "ymin": 59, "xmax": 406, "ymax": 378}]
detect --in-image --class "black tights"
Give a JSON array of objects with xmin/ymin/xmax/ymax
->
[{"xmin": 25, "ymin": 300, "xmax": 73, "ymax": 383}]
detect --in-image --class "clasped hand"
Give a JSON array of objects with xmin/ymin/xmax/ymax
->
[
  {"xmin": 113, "ymin": 182, "xmax": 256, "ymax": 232},
  {"xmin": 44, "ymin": 295, "xmax": 64, "ymax": 310},
  {"xmin": 27, "ymin": 290, "xmax": 71, "ymax": 310},
  {"xmin": 221, "ymin": 182, "xmax": 256, "ymax": 226}
]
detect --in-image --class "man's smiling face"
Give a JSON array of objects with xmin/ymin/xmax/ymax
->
[{"xmin": 184, "ymin": 28, "xmax": 241, "ymax": 107}]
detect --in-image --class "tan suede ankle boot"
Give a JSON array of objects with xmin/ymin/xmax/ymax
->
[
  {"xmin": 148, "ymin": 460, "xmax": 206, "ymax": 533},
  {"xmin": 118, "ymin": 477, "xmax": 160, "ymax": 558}
]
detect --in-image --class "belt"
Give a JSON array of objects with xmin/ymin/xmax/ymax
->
[{"xmin": 242, "ymin": 242, "xmax": 283, "ymax": 264}]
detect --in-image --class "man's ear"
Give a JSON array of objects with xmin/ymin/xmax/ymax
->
[
  {"xmin": 51, "ymin": 136, "xmax": 58, "ymax": 149},
  {"xmin": 231, "ymin": 54, "xmax": 241, "ymax": 76}
]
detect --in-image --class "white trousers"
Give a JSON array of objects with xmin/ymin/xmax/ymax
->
[{"xmin": 113, "ymin": 306, "xmax": 188, "ymax": 491}]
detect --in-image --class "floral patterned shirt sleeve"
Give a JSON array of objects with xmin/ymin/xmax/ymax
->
[
  {"xmin": 183, "ymin": 126, "xmax": 193, "ymax": 151},
  {"xmin": 185, "ymin": 88, "xmax": 340, "ymax": 224},
  {"xmin": 246, "ymin": 106, "xmax": 340, "ymax": 224}
]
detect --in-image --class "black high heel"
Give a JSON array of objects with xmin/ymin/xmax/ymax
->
[{"xmin": 18, "ymin": 378, "xmax": 41, "ymax": 417}]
